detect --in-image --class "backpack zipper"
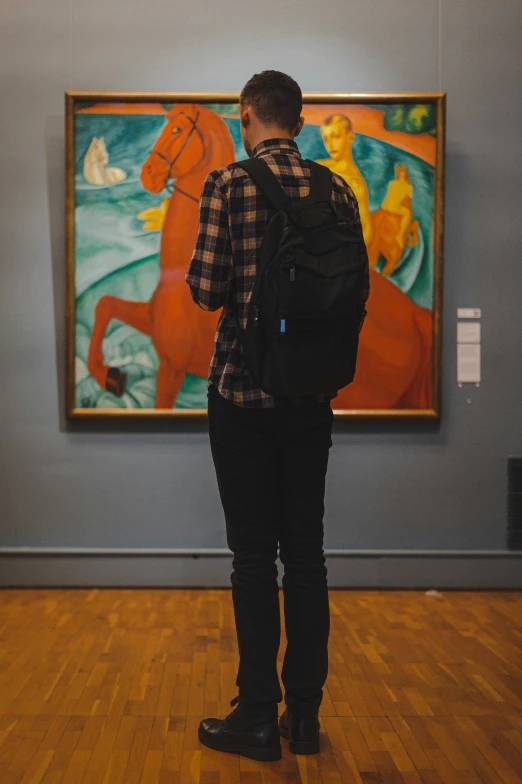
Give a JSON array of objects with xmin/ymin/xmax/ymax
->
[{"xmin": 290, "ymin": 266, "xmax": 296, "ymax": 282}]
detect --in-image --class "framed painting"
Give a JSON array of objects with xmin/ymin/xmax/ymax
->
[{"xmin": 66, "ymin": 91, "xmax": 445, "ymax": 419}]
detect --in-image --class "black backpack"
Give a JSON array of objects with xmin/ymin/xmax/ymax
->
[{"xmin": 235, "ymin": 157, "xmax": 368, "ymax": 398}]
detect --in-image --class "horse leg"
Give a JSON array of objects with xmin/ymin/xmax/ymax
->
[
  {"xmin": 367, "ymin": 237, "xmax": 381, "ymax": 270},
  {"xmin": 367, "ymin": 213, "xmax": 382, "ymax": 269},
  {"xmin": 397, "ymin": 208, "xmax": 411, "ymax": 248},
  {"xmin": 87, "ymin": 296, "xmax": 152, "ymax": 396},
  {"xmin": 407, "ymin": 220, "xmax": 419, "ymax": 247},
  {"xmin": 381, "ymin": 242, "xmax": 404, "ymax": 276},
  {"xmin": 155, "ymin": 359, "xmax": 186, "ymax": 409}
]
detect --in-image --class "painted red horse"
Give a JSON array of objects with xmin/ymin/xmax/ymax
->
[
  {"xmin": 334, "ymin": 269, "xmax": 433, "ymax": 410},
  {"xmin": 87, "ymin": 104, "xmax": 234, "ymax": 407}
]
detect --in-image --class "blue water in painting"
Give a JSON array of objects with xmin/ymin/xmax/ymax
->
[{"xmin": 74, "ymin": 111, "xmax": 434, "ymax": 410}]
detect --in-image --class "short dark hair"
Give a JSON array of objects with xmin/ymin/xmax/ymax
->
[
  {"xmin": 240, "ymin": 71, "xmax": 302, "ymax": 132},
  {"xmin": 323, "ymin": 114, "xmax": 352, "ymax": 132}
]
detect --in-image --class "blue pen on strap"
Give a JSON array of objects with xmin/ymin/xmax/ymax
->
[{"xmin": 280, "ymin": 318, "xmax": 286, "ymax": 333}]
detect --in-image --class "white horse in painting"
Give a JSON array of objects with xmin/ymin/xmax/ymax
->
[{"xmin": 83, "ymin": 137, "xmax": 127, "ymax": 186}]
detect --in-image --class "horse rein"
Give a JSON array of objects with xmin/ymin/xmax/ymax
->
[{"xmin": 150, "ymin": 110, "xmax": 205, "ymax": 203}]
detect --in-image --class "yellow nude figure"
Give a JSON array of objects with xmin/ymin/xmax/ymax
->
[
  {"xmin": 317, "ymin": 114, "xmax": 373, "ymax": 246},
  {"xmin": 382, "ymin": 163, "xmax": 414, "ymax": 248}
]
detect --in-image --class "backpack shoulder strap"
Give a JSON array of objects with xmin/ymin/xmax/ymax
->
[
  {"xmin": 307, "ymin": 161, "xmax": 333, "ymax": 203},
  {"xmin": 235, "ymin": 158, "xmax": 292, "ymax": 213}
]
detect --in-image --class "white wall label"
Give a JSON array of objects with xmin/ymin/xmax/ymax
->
[
  {"xmin": 457, "ymin": 344, "xmax": 481, "ymax": 384},
  {"xmin": 457, "ymin": 322, "xmax": 481, "ymax": 343},
  {"xmin": 457, "ymin": 308, "xmax": 481, "ymax": 319},
  {"xmin": 457, "ymin": 312, "xmax": 481, "ymax": 386}
]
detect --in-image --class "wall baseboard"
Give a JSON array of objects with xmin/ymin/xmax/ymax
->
[{"xmin": 1, "ymin": 549, "xmax": 521, "ymax": 588}]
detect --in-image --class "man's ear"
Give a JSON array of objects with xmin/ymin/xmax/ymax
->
[
  {"xmin": 239, "ymin": 104, "xmax": 250, "ymax": 128},
  {"xmin": 294, "ymin": 116, "xmax": 305, "ymax": 138}
]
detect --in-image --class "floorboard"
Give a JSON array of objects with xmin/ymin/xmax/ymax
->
[{"xmin": 0, "ymin": 589, "xmax": 521, "ymax": 782}]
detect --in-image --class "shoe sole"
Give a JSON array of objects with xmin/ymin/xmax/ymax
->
[
  {"xmin": 198, "ymin": 727, "xmax": 282, "ymax": 761},
  {"xmin": 279, "ymin": 723, "xmax": 320, "ymax": 755}
]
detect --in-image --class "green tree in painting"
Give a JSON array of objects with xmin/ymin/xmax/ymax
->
[{"xmin": 382, "ymin": 104, "xmax": 436, "ymax": 135}]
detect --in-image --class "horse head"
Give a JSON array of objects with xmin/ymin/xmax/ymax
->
[
  {"xmin": 141, "ymin": 104, "xmax": 235, "ymax": 194},
  {"xmin": 87, "ymin": 136, "xmax": 108, "ymax": 166}
]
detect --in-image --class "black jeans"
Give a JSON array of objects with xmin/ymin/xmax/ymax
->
[{"xmin": 208, "ymin": 383, "xmax": 333, "ymax": 717}]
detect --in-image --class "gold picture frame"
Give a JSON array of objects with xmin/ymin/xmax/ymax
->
[{"xmin": 66, "ymin": 91, "xmax": 445, "ymax": 419}]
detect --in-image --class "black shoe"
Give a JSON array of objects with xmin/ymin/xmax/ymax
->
[
  {"xmin": 279, "ymin": 708, "xmax": 320, "ymax": 754},
  {"xmin": 198, "ymin": 696, "xmax": 282, "ymax": 762}
]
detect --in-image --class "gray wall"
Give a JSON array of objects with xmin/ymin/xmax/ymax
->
[{"xmin": 1, "ymin": 0, "xmax": 521, "ymax": 587}]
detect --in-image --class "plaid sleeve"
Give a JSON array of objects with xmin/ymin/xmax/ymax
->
[
  {"xmin": 186, "ymin": 170, "xmax": 233, "ymax": 311},
  {"xmin": 331, "ymin": 174, "xmax": 370, "ymax": 307}
]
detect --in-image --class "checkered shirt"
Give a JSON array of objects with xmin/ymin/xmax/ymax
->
[{"xmin": 186, "ymin": 138, "xmax": 370, "ymax": 408}]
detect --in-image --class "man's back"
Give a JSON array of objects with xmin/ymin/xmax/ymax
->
[
  {"xmin": 193, "ymin": 68, "xmax": 370, "ymax": 762},
  {"xmin": 186, "ymin": 137, "xmax": 369, "ymax": 407}
]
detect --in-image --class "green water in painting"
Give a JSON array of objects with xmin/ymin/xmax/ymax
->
[{"xmin": 74, "ymin": 110, "xmax": 434, "ymax": 410}]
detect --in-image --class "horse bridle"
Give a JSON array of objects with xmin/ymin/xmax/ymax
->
[{"xmin": 150, "ymin": 110, "xmax": 205, "ymax": 202}]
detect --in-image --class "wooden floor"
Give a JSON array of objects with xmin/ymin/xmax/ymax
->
[{"xmin": 0, "ymin": 590, "xmax": 521, "ymax": 783}]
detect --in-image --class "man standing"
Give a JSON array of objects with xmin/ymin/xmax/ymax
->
[{"xmin": 186, "ymin": 71, "xmax": 369, "ymax": 761}]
